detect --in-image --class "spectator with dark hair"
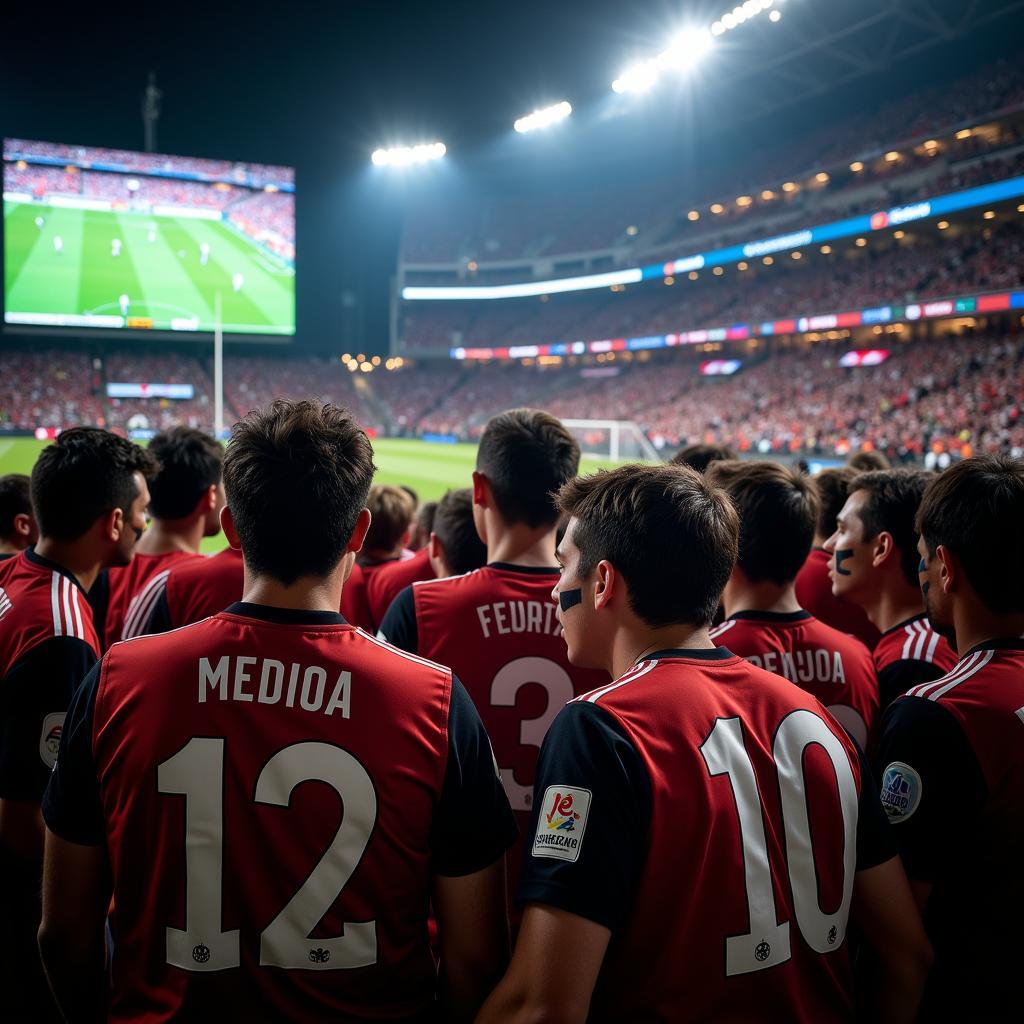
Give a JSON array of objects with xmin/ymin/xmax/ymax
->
[
  {"xmin": 38, "ymin": 400, "xmax": 515, "ymax": 1022},
  {"xmin": 480, "ymin": 462, "xmax": 927, "ymax": 1023},
  {"xmin": 408, "ymin": 500, "xmax": 439, "ymax": 552},
  {"xmin": 848, "ymin": 450, "xmax": 892, "ymax": 472},
  {"xmin": 878, "ymin": 455, "xmax": 1024, "ymax": 1020},
  {"xmin": 0, "ymin": 474, "xmax": 37, "ymax": 558},
  {"xmin": 670, "ymin": 442, "xmax": 738, "ymax": 475},
  {"xmin": 826, "ymin": 470, "xmax": 957, "ymax": 709},
  {"xmin": 429, "ymin": 489, "xmax": 488, "ymax": 578},
  {"xmin": 706, "ymin": 461, "xmax": 879, "ymax": 749},
  {"xmin": 0, "ymin": 428, "xmax": 154, "ymax": 1019},
  {"xmin": 105, "ymin": 427, "xmax": 224, "ymax": 645},
  {"xmin": 796, "ymin": 467, "xmax": 881, "ymax": 649}
]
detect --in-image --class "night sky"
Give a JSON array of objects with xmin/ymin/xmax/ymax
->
[{"xmin": 0, "ymin": 1, "xmax": 1013, "ymax": 353}]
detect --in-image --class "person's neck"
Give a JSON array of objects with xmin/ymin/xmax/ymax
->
[
  {"xmin": 723, "ymin": 578, "xmax": 802, "ymax": 617},
  {"xmin": 136, "ymin": 517, "xmax": 205, "ymax": 556},
  {"xmin": 609, "ymin": 621, "xmax": 714, "ymax": 680},
  {"xmin": 357, "ymin": 546, "xmax": 400, "ymax": 565},
  {"xmin": 860, "ymin": 579, "xmax": 925, "ymax": 633},
  {"xmin": 241, "ymin": 570, "xmax": 343, "ymax": 614},
  {"xmin": 486, "ymin": 524, "xmax": 558, "ymax": 567},
  {"xmin": 0, "ymin": 538, "xmax": 25, "ymax": 556},
  {"xmin": 33, "ymin": 538, "xmax": 103, "ymax": 593},
  {"xmin": 951, "ymin": 602, "xmax": 1024, "ymax": 658}
]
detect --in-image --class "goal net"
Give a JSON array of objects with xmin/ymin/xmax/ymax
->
[{"xmin": 561, "ymin": 419, "xmax": 660, "ymax": 463}]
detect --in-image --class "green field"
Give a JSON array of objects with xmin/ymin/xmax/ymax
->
[
  {"xmin": 3, "ymin": 201, "xmax": 294, "ymax": 334},
  {"xmin": 0, "ymin": 437, "xmax": 620, "ymax": 553}
]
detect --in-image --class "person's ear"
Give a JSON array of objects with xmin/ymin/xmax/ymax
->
[
  {"xmin": 428, "ymin": 532, "xmax": 447, "ymax": 579},
  {"xmin": 472, "ymin": 471, "xmax": 490, "ymax": 509},
  {"xmin": 13, "ymin": 513, "xmax": 32, "ymax": 540},
  {"xmin": 104, "ymin": 507, "xmax": 124, "ymax": 543},
  {"xmin": 871, "ymin": 531, "xmax": 895, "ymax": 569},
  {"xmin": 935, "ymin": 544, "xmax": 956, "ymax": 595},
  {"xmin": 221, "ymin": 506, "xmax": 242, "ymax": 550},
  {"xmin": 347, "ymin": 508, "xmax": 372, "ymax": 554},
  {"xmin": 593, "ymin": 559, "xmax": 616, "ymax": 610}
]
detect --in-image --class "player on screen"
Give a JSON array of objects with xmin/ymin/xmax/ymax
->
[
  {"xmin": 705, "ymin": 460, "xmax": 879, "ymax": 749},
  {"xmin": 52, "ymin": 235, "xmax": 63, "ymax": 253},
  {"xmin": 795, "ymin": 466, "xmax": 880, "ymax": 648},
  {"xmin": 877, "ymin": 455, "xmax": 1024, "ymax": 1020},
  {"xmin": 378, "ymin": 409, "xmax": 606, "ymax": 919},
  {"xmin": 34, "ymin": 215, "xmax": 44, "ymax": 229},
  {"xmin": 824, "ymin": 470, "xmax": 957, "ymax": 709},
  {"xmin": 200, "ymin": 240, "xmax": 210, "ymax": 265},
  {"xmin": 39, "ymin": 400, "xmax": 516, "ymax": 1021},
  {"xmin": 479, "ymin": 463, "xmax": 931, "ymax": 1024},
  {"xmin": 0, "ymin": 473, "xmax": 38, "ymax": 559},
  {"xmin": 96, "ymin": 426, "xmax": 223, "ymax": 646},
  {"xmin": 111, "ymin": 238, "xmax": 122, "ymax": 257},
  {"xmin": 0, "ymin": 429, "xmax": 153, "ymax": 1019},
  {"xmin": 118, "ymin": 293, "xmax": 130, "ymax": 318},
  {"xmin": 232, "ymin": 271, "xmax": 244, "ymax": 292}
]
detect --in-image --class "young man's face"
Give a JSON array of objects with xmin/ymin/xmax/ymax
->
[
  {"xmin": 111, "ymin": 472, "xmax": 151, "ymax": 566},
  {"xmin": 825, "ymin": 488, "xmax": 875, "ymax": 601},
  {"xmin": 917, "ymin": 535, "xmax": 955, "ymax": 641},
  {"xmin": 553, "ymin": 519, "xmax": 603, "ymax": 670}
]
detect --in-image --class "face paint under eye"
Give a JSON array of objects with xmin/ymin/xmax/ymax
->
[
  {"xmin": 834, "ymin": 549, "xmax": 855, "ymax": 576},
  {"xmin": 559, "ymin": 588, "xmax": 583, "ymax": 612},
  {"xmin": 918, "ymin": 558, "xmax": 927, "ymax": 574}
]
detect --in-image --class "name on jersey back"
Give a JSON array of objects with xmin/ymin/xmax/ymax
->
[
  {"xmin": 198, "ymin": 656, "xmax": 352, "ymax": 718},
  {"xmin": 744, "ymin": 649, "xmax": 848, "ymax": 685},
  {"xmin": 476, "ymin": 600, "xmax": 562, "ymax": 639}
]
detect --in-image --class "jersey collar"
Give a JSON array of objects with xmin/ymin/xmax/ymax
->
[
  {"xmin": 961, "ymin": 636, "xmax": 1024, "ymax": 657},
  {"xmin": 487, "ymin": 562, "xmax": 559, "ymax": 575},
  {"xmin": 646, "ymin": 647, "xmax": 736, "ymax": 662},
  {"xmin": 24, "ymin": 547, "xmax": 88, "ymax": 593},
  {"xmin": 727, "ymin": 609, "xmax": 812, "ymax": 623},
  {"xmin": 225, "ymin": 602, "xmax": 346, "ymax": 626},
  {"xmin": 882, "ymin": 612, "xmax": 927, "ymax": 636}
]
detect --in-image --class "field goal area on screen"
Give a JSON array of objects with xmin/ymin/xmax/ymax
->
[{"xmin": 561, "ymin": 419, "xmax": 659, "ymax": 463}]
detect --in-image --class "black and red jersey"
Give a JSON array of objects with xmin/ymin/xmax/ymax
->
[
  {"xmin": 795, "ymin": 548, "xmax": 880, "ymax": 650},
  {"xmin": 136, "ymin": 547, "xmax": 244, "ymax": 636},
  {"xmin": 519, "ymin": 648, "xmax": 893, "ymax": 1022},
  {"xmin": 878, "ymin": 639, "xmax": 1024, "ymax": 1018},
  {"xmin": 103, "ymin": 550, "xmax": 203, "ymax": 645},
  {"xmin": 872, "ymin": 614, "xmax": 958, "ymax": 710},
  {"xmin": 339, "ymin": 562, "xmax": 374, "ymax": 632},
  {"xmin": 0, "ymin": 549, "xmax": 99, "ymax": 801},
  {"xmin": 365, "ymin": 548, "xmax": 433, "ymax": 631},
  {"xmin": 710, "ymin": 609, "xmax": 879, "ymax": 750},
  {"xmin": 42, "ymin": 602, "xmax": 515, "ymax": 1022}
]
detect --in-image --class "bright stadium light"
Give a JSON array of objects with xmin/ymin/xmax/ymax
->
[
  {"xmin": 612, "ymin": 26, "xmax": 713, "ymax": 94},
  {"xmin": 514, "ymin": 100, "xmax": 572, "ymax": 133},
  {"xmin": 371, "ymin": 142, "xmax": 446, "ymax": 168}
]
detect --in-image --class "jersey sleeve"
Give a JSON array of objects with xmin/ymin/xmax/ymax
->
[
  {"xmin": 376, "ymin": 585, "xmax": 418, "ymax": 653},
  {"xmin": 516, "ymin": 701, "xmax": 652, "ymax": 932},
  {"xmin": 853, "ymin": 742, "xmax": 896, "ymax": 870},
  {"xmin": 41, "ymin": 661, "xmax": 104, "ymax": 845},
  {"xmin": 0, "ymin": 636, "xmax": 98, "ymax": 802},
  {"xmin": 141, "ymin": 586, "xmax": 174, "ymax": 636},
  {"xmin": 876, "ymin": 696, "xmax": 987, "ymax": 883},
  {"xmin": 431, "ymin": 674, "xmax": 518, "ymax": 876},
  {"xmin": 876, "ymin": 660, "xmax": 944, "ymax": 711}
]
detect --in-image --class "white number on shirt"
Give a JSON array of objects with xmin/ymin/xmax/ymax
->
[
  {"xmin": 491, "ymin": 656, "xmax": 575, "ymax": 811},
  {"xmin": 158, "ymin": 738, "xmax": 377, "ymax": 972},
  {"xmin": 699, "ymin": 709, "xmax": 858, "ymax": 976}
]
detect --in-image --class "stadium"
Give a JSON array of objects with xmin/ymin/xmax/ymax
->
[{"xmin": 2, "ymin": 0, "xmax": 1024, "ymax": 1019}]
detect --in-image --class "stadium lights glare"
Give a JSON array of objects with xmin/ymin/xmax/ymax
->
[
  {"xmin": 371, "ymin": 142, "xmax": 446, "ymax": 168},
  {"xmin": 712, "ymin": 0, "xmax": 783, "ymax": 36},
  {"xmin": 612, "ymin": 27, "xmax": 713, "ymax": 94},
  {"xmin": 514, "ymin": 100, "xmax": 572, "ymax": 133}
]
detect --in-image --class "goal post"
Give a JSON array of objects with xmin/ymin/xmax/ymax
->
[{"xmin": 561, "ymin": 419, "xmax": 661, "ymax": 463}]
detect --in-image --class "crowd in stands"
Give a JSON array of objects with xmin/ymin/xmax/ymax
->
[
  {"xmin": 227, "ymin": 191, "xmax": 296, "ymax": 262},
  {"xmin": 104, "ymin": 352, "xmax": 216, "ymax": 433},
  {"xmin": 0, "ymin": 351, "xmax": 104, "ymax": 431}
]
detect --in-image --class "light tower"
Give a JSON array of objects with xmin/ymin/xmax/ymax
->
[{"xmin": 142, "ymin": 72, "xmax": 162, "ymax": 153}]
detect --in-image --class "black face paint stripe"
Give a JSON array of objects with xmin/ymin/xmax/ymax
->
[
  {"xmin": 559, "ymin": 588, "xmax": 582, "ymax": 612},
  {"xmin": 918, "ymin": 558, "xmax": 927, "ymax": 573},
  {"xmin": 834, "ymin": 549, "xmax": 855, "ymax": 576}
]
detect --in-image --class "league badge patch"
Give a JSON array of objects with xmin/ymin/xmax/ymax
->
[
  {"xmin": 880, "ymin": 761, "xmax": 922, "ymax": 822},
  {"xmin": 533, "ymin": 785, "xmax": 592, "ymax": 863}
]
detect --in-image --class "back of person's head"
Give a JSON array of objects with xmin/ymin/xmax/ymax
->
[
  {"xmin": 0, "ymin": 474, "xmax": 33, "ymax": 543},
  {"xmin": 409, "ymin": 500, "xmax": 438, "ymax": 550},
  {"xmin": 30, "ymin": 428, "xmax": 156, "ymax": 541},
  {"xmin": 813, "ymin": 466, "xmax": 857, "ymax": 539},
  {"xmin": 432, "ymin": 489, "xmax": 487, "ymax": 576},
  {"xmin": 671, "ymin": 443, "xmax": 738, "ymax": 475},
  {"xmin": 706, "ymin": 460, "xmax": 818, "ymax": 586},
  {"xmin": 849, "ymin": 469, "xmax": 933, "ymax": 586},
  {"xmin": 400, "ymin": 485, "xmax": 419, "ymax": 508},
  {"xmin": 917, "ymin": 455, "xmax": 1024, "ymax": 614},
  {"xmin": 146, "ymin": 426, "xmax": 223, "ymax": 519},
  {"xmin": 223, "ymin": 400, "xmax": 376, "ymax": 584},
  {"xmin": 847, "ymin": 449, "xmax": 891, "ymax": 472},
  {"xmin": 556, "ymin": 463, "xmax": 738, "ymax": 628},
  {"xmin": 476, "ymin": 409, "xmax": 580, "ymax": 528},
  {"xmin": 364, "ymin": 484, "xmax": 415, "ymax": 555}
]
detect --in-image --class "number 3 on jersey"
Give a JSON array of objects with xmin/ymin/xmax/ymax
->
[{"xmin": 491, "ymin": 656, "xmax": 575, "ymax": 811}]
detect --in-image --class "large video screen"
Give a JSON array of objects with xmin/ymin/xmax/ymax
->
[{"xmin": 3, "ymin": 139, "xmax": 294, "ymax": 335}]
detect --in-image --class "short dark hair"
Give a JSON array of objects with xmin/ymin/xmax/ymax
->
[
  {"xmin": 850, "ymin": 470, "xmax": 933, "ymax": 586},
  {"xmin": 556, "ymin": 463, "xmax": 738, "ymax": 628},
  {"xmin": 30, "ymin": 428, "xmax": 157, "ymax": 541},
  {"xmin": 400, "ymin": 485, "xmax": 419, "ymax": 507},
  {"xmin": 847, "ymin": 449, "xmax": 891, "ymax": 472},
  {"xmin": 0, "ymin": 474, "xmax": 32, "ymax": 539},
  {"xmin": 477, "ymin": 409, "xmax": 580, "ymax": 528},
  {"xmin": 671, "ymin": 443, "xmax": 738, "ymax": 475},
  {"xmin": 917, "ymin": 455, "xmax": 1024, "ymax": 614},
  {"xmin": 706, "ymin": 460, "xmax": 818, "ymax": 586},
  {"xmin": 433, "ymin": 489, "xmax": 487, "ymax": 576},
  {"xmin": 415, "ymin": 500, "xmax": 438, "ymax": 536},
  {"xmin": 364, "ymin": 485, "xmax": 415, "ymax": 553},
  {"xmin": 147, "ymin": 427, "xmax": 223, "ymax": 519},
  {"xmin": 813, "ymin": 467, "xmax": 857, "ymax": 538},
  {"xmin": 223, "ymin": 400, "xmax": 376, "ymax": 584}
]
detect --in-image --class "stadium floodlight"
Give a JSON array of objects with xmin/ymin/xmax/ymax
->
[
  {"xmin": 612, "ymin": 26, "xmax": 713, "ymax": 94},
  {"xmin": 370, "ymin": 142, "xmax": 446, "ymax": 168},
  {"xmin": 514, "ymin": 101, "xmax": 572, "ymax": 134}
]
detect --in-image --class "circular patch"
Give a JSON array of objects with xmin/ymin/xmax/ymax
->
[{"xmin": 880, "ymin": 761, "xmax": 923, "ymax": 822}]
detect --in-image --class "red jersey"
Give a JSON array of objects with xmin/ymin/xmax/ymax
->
[
  {"xmin": 41, "ymin": 602, "xmax": 516, "ymax": 1021},
  {"xmin": 105, "ymin": 550, "xmax": 203, "ymax": 645},
  {"xmin": 520, "ymin": 649, "xmax": 894, "ymax": 1022},
  {"xmin": 137, "ymin": 547, "xmax": 245, "ymax": 636},
  {"xmin": 365, "ymin": 548, "xmax": 433, "ymax": 630},
  {"xmin": 339, "ymin": 562, "xmax": 374, "ymax": 632},
  {"xmin": 796, "ymin": 548, "xmax": 880, "ymax": 650},
  {"xmin": 872, "ymin": 613, "xmax": 958, "ymax": 709},
  {"xmin": 710, "ymin": 609, "xmax": 879, "ymax": 749}
]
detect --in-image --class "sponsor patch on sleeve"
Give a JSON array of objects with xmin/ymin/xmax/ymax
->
[
  {"xmin": 532, "ymin": 785, "xmax": 591, "ymax": 862},
  {"xmin": 880, "ymin": 761, "xmax": 922, "ymax": 822},
  {"xmin": 39, "ymin": 712, "xmax": 65, "ymax": 770}
]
